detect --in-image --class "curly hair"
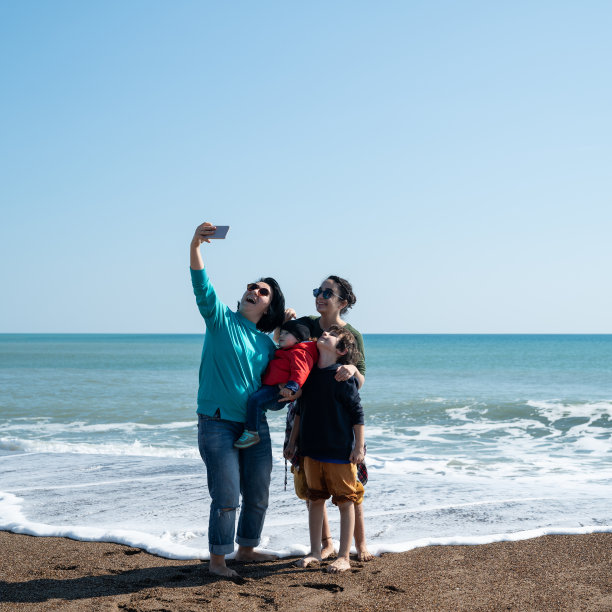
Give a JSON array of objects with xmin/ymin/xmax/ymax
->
[
  {"xmin": 327, "ymin": 324, "xmax": 362, "ymax": 366},
  {"xmin": 326, "ymin": 275, "xmax": 356, "ymax": 316}
]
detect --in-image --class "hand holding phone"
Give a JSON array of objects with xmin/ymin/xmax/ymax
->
[{"xmin": 209, "ymin": 225, "xmax": 230, "ymax": 239}]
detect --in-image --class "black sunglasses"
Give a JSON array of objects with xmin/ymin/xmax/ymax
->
[
  {"xmin": 313, "ymin": 287, "xmax": 342, "ymax": 300},
  {"xmin": 247, "ymin": 283, "xmax": 270, "ymax": 297}
]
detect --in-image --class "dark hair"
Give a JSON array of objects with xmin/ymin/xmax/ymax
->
[
  {"xmin": 327, "ymin": 324, "xmax": 362, "ymax": 366},
  {"xmin": 326, "ymin": 275, "xmax": 356, "ymax": 316},
  {"xmin": 254, "ymin": 277, "xmax": 285, "ymax": 334}
]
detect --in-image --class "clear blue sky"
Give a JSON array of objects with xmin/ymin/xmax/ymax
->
[{"xmin": 2, "ymin": 1, "xmax": 611, "ymax": 333}]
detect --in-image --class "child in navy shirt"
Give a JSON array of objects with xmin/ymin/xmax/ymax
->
[{"xmin": 286, "ymin": 325, "xmax": 367, "ymax": 573}]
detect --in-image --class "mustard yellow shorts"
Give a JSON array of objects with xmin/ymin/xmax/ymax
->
[
  {"xmin": 291, "ymin": 459, "xmax": 310, "ymax": 501},
  {"xmin": 303, "ymin": 457, "xmax": 364, "ymax": 506}
]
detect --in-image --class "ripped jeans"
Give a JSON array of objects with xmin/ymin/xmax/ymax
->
[{"xmin": 197, "ymin": 413, "xmax": 273, "ymax": 555}]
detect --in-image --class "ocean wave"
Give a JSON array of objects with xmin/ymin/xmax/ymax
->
[
  {"xmin": 2, "ymin": 431, "xmax": 608, "ymax": 477},
  {"xmin": 0, "ymin": 420, "xmax": 197, "ymax": 434},
  {"xmin": 0, "ymin": 437, "xmax": 199, "ymax": 459},
  {"xmin": 526, "ymin": 399, "xmax": 612, "ymax": 421}
]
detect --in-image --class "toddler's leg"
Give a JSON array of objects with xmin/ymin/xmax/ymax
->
[
  {"xmin": 328, "ymin": 501, "xmax": 355, "ymax": 573},
  {"xmin": 296, "ymin": 499, "xmax": 326, "ymax": 567},
  {"xmin": 245, "ymin": 386, "xmax": 274, "ymax": 432},
  {"xmin": 234, "ymin": 386, "xmax": 279, "ymax": 449}
]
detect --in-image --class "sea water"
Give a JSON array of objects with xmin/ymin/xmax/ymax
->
[{"xmin": 1, "ymin": 334, "xmax": 611, "ymax": 559}]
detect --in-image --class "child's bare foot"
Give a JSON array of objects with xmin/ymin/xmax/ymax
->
[
  {"xmin": 295, "ymin": 553, "xmax": 321, "ymax": 568},
  {"xmin": 209, "ymin": 560, "xmax": 239, "ymax": 578},
  {"xmin": 327, "ymin": 557, "xmax": 351, "ymax": 573},
  {"xmin": 357, "ymin": 546, "xmax": 374, "ymax": 562},
  {"xmin": 235, "ymin": 549, "xmax": 277, "ymax": 562},
  {"xmin": 321, "ymin": 537, "xmax": 335, "ymax": 559}
]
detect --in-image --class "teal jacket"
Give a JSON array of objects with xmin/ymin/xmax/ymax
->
[{"xmin": 191, "ymin": 268, "xmax": 276, "ymax": 422}]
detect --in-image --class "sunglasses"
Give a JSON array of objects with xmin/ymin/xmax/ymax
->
[
  {"xmin": 313, "ymin": 287, "xmax": 342, "ymax": 300},
  {"xmin": 247, "ymin": 283, "xmax": 270, "ymax": 297}
]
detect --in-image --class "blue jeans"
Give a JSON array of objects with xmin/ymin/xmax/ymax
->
[
  {"xmin": 197, "ymin": 413, "xmax": 273, "ymax": 555},
  {"xmin": 245, "ymin": 384, "xmax": 284, "ymax": 432}
]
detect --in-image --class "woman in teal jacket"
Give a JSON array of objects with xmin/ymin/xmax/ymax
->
[{"xmin": 190, "ymin": 222, "xmax": 285, "ymax": 578}]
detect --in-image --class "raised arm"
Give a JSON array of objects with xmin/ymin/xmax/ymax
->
[
  {"xmin": 190, "ymin": 222, "xmax": 217, "ymax": 270},
  {"xmin": 190, "ymin": 223, "xmax": 224, "ymax": 324}
]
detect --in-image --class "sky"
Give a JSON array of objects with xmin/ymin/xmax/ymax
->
[{"xmin": 1, "ymin": 1, "xmax": 611, "ymax": 334}]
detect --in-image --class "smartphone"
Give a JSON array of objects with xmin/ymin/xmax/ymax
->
[{"xmin": 209, "ymin": 225, "xmax": 230, "ymax": 239}]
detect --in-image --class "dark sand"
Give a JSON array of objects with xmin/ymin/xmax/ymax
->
[{"xmin": 1, "ymin": 531, "xmax": 611, "ymax": 611}]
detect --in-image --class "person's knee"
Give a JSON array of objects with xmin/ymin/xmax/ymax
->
[{"xmin": 214, "ymin": 505, "xmax": 237, "ymax": 517}]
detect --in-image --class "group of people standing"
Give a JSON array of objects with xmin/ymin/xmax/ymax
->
[{"xmin": 190, "ymin": 222, "xmax": 371, "ymax": 577}]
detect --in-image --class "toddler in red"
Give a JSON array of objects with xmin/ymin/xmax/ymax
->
[{"xmin": 234, "ymin": 320, "xmax": 317, "ymax": 449}]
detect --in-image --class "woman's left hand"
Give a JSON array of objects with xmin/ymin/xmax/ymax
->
[{"xmin": 335, "ymin": 364, "xmax": 357, "ymax": 382}]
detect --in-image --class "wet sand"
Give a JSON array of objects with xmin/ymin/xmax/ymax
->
[{"xmin": 1, "ymin": 531, "xmax": 611, "ymax": 611}]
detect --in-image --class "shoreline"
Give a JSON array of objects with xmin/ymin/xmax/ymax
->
[{"xmin": 2, "ymin": 531, "xmax": 611, "ymax": 611}]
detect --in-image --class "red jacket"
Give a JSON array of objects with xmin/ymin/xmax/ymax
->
[{"xmin": 262, "ymin": 341, "xmax": 318, "ymax": 388}]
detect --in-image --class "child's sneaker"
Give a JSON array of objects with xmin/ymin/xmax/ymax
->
[{"xmin": 234, "ymin": 430, "xmax": 260, "ymax": 449}]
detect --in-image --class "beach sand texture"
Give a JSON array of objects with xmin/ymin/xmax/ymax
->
[{"xmin": 1, "ymin": 531, "xmax": 611, "ymax": 611}]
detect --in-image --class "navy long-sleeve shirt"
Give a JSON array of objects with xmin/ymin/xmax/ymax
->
[{"xmin": 298, "ymin": 363, "xmax": 364, "ymax": 462}]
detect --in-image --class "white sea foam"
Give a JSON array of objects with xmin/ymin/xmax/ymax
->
[
  {"xmin": 2, "ymin": 485, "xmax": 610, "ymax": 560},
  {"xmin": 9, "ymin": 473, "xmax": 202, "ymax": 493},
  {"xmin": 526, "ymin": 399, "xmax": 612, "ymax": 420},
  {"xmin": 0, "ymin": 420, "xmax": 196, "ymax": 434},
  {"xmin": 0, "ymin": 491, "xmax": 210, "ymax": 560},
  {"xmin": 0, "ymin": 437, "xmax": 199, "ymax": 458},
  {"xmin": 372, "ymin": 525, "xmax": 612, "ymax": 556},
  {"xmin": 445, "ymin": 405, "xmax": 480, "ymax": 420}
]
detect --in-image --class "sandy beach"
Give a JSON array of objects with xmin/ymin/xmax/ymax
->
[{"xmin": 1, "ymin": 531, "xmax": 610, "ymax": 611}]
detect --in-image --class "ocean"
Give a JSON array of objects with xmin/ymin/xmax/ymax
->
[{"xmin": 1, "ymin": 334, "xmax": 611, "ymax": 559}]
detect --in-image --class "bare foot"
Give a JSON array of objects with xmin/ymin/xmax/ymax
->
[
  {"xmin": 209, "ymin": 561, "xmax": 239, "ymax": 578},
  {"xmin": 327, "ymin": 557, "xmax": 351, "ymax": 573},
  {"xmin": 321, "ymin": 538, "xmax": 335, "ymax": 560},
  {"xmin": 295, "ymin": 554, "xmax": 321, "ymax": 568},
  {"xmin": 357, "ymin": 547, "xmax": 374, "ymax": 562},
  {"xmin": 235, "ymin": 549, "xmax": 278, "ymax": 562}
]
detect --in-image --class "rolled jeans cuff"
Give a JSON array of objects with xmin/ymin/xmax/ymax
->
[
  {"xmin": 236, "ymin": 535, "xmax": 260, "ymax": 548},
  {"xmin": 210, "ymin": 542, "xmax": 235, "ymax": 556}
]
